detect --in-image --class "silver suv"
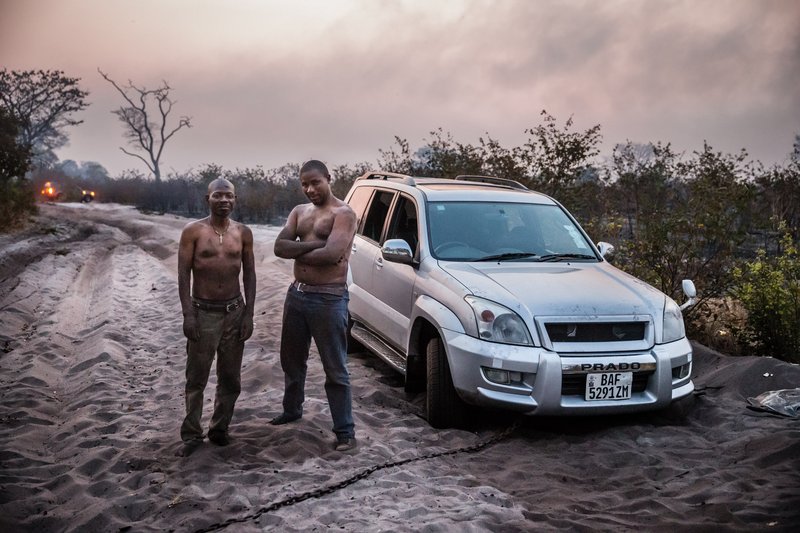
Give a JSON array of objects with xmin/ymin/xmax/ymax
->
[{"xmin": 345, "ymin": 172, "xmax": 696, "ymax": 428}]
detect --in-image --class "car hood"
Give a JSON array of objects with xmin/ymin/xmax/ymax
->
[{"xmin": 440, "ymin": 261, "xmax": 665, "ymax": 319}]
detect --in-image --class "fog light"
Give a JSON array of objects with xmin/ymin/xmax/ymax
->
[
  {"xmin": 483, "ymin": 368, "xmax": 524, "ymax": 385},
  {"xmin": 672, "ymin": 362, "xmax": 691, "ymax": 379},
  {"xmin": 484, "ymin": 368, "xmax": 510, "ymax": 384}
]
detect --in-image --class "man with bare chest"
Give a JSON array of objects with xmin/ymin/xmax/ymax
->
[
  {"xmin": 176, "ymin": 178, "xmax": 256, "ymax": 456},
  {"xmin": 271, "ymin": 160, "xmax": 358, "ymax": 452}
]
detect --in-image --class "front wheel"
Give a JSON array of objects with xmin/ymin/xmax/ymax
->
[{"xmin": 426, "ymin": 335, "xmax": 468, "ymax": 428}]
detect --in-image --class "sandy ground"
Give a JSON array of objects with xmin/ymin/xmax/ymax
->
[{"xmin": 1, "ymin": 202, "xmax": 799, "ymax": 532}]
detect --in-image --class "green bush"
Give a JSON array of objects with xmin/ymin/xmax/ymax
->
[
  {"xmin": 0, "ymin": 177, "xmax": 36, "ymax": 228},
  {"xmin": 733, "ymin": 227, "xmax": 800, "ymax": 362}
]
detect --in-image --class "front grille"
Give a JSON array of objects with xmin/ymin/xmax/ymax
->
[
  {"xmin": 561, "ymin": 371, "xmax": 653, "ymax": 396},
  {"xmin": 546, "ymin": 322, "xmax": 646, "ymax": 343}
]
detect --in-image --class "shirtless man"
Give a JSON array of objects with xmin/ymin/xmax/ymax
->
[
  {"xmin": 271, "ymin": 160, "xmax": 358, "ymax": 452},
  {"xmin": 176, "ymin": 177, "xmax": 255, "ymax": 456}
]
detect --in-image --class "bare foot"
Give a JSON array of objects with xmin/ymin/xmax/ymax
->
[
  {"xmin": 176, "ymin": 441, "xmax": 201, "ymax": 457},
  {"xmin": 270, "ymin": 412, "xmax": 301, "ymax": 425}
]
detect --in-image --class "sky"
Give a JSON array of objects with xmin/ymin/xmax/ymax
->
[{"xmin": 1, "ymin": 0, "xmax": 799, "ymax": 178}]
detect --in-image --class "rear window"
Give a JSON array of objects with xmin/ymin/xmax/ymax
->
[
  {"xmin": 347, "ymin": 186, "xmax": 373, "ymax": 227},
  {"xmin": 360, "ymin": 190, "xmax": 395, "ymax": 243}
]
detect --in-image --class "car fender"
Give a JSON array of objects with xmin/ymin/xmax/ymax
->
[{"xmin": 411, "ymin": 294, "xmax": 465, "ymax": 335}]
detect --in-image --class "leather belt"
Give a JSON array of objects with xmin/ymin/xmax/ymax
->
[
  {"xmin": 191, "ymin": 295, "xmax": 243, "ymax": 313},
  {"xmin": 291, "ymin": 280, "xmax": 347, "ymax": 296}
]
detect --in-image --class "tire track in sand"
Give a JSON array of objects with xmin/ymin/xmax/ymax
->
[{"xmin": 1, "ymin": 206, "xmax": 188, "ymax": 531}]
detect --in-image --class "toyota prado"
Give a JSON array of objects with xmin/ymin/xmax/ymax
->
[{"xmin": 344, "ymin": 172, "xmax": 696, "ymax": 428}]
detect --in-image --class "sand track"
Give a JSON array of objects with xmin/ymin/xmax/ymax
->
[{"xmin": 1, "ymin": 203, "xmax": 799, "ymax": 532}]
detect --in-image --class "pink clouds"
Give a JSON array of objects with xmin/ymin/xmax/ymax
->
[{"xmin": 1, "ymin": 0, "xmax": 797, "ymax": 175}]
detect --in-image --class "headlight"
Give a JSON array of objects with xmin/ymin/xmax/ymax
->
[
  {"xmin": 465, "ymin": 295, "xmax": 533, "ymax": 346},
  {"xmin": 662, "ymin": 298, "xmax": 686, "ymax": 343}
]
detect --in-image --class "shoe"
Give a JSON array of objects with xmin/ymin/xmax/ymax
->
[
  {"xmin": 208, "ymin": 431, "xmax": 230, "ymax": 446},
  {"xmin": 270, "ymin": 413, "xmax": 301, "ymax": 425},
  {"xmin": 334, "ymin": 436, "xmax": 357, "ymax": 452}
]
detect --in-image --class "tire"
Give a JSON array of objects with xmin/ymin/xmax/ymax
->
[
  {"xmin": 425, "ymin": 335, "xmax": 467, "ymax": 428},
  {"xmin": 404, "ymin": 354, "xmax": 425, "ymax": 393}
]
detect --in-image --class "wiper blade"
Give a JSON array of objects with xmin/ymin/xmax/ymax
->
[
  {"xmin": 537, "ymin": 253, "xmax": 597, "ymax": 262},
  {"xmin": 475, "ymin": 252, "xmax": 539, "ymax": 262}
]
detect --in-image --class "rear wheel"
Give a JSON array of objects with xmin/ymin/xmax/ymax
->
[{"xmin": 425, "ymin": 335, "xmax": 467, "ymax": 428}]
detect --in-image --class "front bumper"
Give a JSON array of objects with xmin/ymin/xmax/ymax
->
[{"xmin": 441, "ymin": 329, "xmax": 693, "ymax": 415}]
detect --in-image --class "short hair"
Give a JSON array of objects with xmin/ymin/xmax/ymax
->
[
  {"xmin": 207, "ymin": 177, "xmax": 234, "ymax": 193},
  {"xmin": 300, "ymin": 159, "xmax": 330, "ymax": 178}
]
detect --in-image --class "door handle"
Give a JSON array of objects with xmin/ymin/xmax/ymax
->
[
  {"xmin": 351, "ymin": 243, "xmax": 357, "ymax": 253},
  {"xmin": 374, "ymin": 257, "xmax": 383, "ymax": 269}
]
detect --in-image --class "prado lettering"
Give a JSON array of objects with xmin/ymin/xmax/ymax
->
[{"xmin": 580, "ymin": 362, "xmax": 642, "ymax": 372}]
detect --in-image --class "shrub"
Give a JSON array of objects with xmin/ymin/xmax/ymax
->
[{"xmin": 733, "ymin": 227, "xmax": 800, "ymax": 362}]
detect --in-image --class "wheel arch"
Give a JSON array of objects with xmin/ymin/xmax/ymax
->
[{"xmin": 405, "ymin": 296, "xmax": 464, "ymax": 391}]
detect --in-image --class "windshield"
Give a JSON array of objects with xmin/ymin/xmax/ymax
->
[{"xmin": 427, "ymin": 201, "xmax": 598, "ymax": 262}]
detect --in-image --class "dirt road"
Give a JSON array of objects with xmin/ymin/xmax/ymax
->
[{"xmin": 1, "ymin": 203, "xmax": 799, "ymax": 531}]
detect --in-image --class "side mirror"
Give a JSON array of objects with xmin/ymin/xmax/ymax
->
[
  {"xmin": 680, "ymin": 279, "xmax": 697, "ymax": 310},
  {"xmin": 381, "ymin": 238, "xmax": 414, "ymax": 265},
  {"xmin": 597, "ymin": 241, "xmax": 615, "ymax": 258}
]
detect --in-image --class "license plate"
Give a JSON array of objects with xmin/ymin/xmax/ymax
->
[{"xmin": 585, "ymin": 372, "xmax": 633, "ymax": 401}]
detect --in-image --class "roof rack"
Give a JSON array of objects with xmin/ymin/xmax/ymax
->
[
  {"xmin": 454, "ymin": 175, "xmax": 529, "ymax": 190},
  {"xmin": 359, "ymin": 171, "xmax": 416, "ymax": 186}
]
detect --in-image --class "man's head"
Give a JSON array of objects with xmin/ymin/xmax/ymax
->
[
  {"xmin": 206, "ymin": 177, "xmax": 236, "ymax": 217},
  {"xmin": 299, "ymin": 160, "xmax": 332, "ymax": 206}
]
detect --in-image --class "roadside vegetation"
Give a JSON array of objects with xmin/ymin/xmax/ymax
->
[{"xmin": 1, "ymin": 66, "xmax": 797, "ymax": 363}]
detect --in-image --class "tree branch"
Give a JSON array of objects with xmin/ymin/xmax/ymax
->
[{"xmin": 100, "ymin": 69, "xmax": 190, "ymax": 181}]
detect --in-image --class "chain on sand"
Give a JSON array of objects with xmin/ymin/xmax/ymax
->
[{"xmin": 193, "ymin": 422, "xmax": 518, "ymax": 532}]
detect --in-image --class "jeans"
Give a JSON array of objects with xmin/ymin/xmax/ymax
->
[
  {"xmin": 279, "ymin": 284, "xmax": 354, "ymax": 439},
  {"xmin": 180, "ymin": 304, "xmax": 245, "ymax": 443}
]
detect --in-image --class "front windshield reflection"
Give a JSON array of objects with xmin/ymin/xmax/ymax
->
[{"xmin": 427, "ymin": 201, "xmax": 597, "ymax": 262}]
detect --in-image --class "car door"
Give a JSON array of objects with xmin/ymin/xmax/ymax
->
[
  {"xmin": 347, "ymin": 188, "xmax": 396, "ymax": 328},
  {"xmin": 369, "ymin": 194, "xmax": 419, "ymax": 350}
]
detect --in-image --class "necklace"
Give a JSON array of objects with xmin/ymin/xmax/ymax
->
[{"xmin": 211, "ymin": 219, "xmax": 230, "ymax": 244}]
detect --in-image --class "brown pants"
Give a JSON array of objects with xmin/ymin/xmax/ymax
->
[{"xmin": 180, "ymin": 304, "xmax": 245, "ymax": 443}]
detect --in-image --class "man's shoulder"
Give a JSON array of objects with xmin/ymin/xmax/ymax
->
[
  {"xmin": 182, "ymin": 218, "xmax": 208, "ymax": 235},
  {"xmin": 291, "ymin": 203, "xmax": 313, "ymax": 219},
  {"xmin": 233, "ymin": 219, "xmax": 253, "ymax": 235},
  {"xmin": 333, "ymin": 201, "xmax": 356, "ymax": 220},
  {"xmin": 332, "ymin": 198, "xmax": 354, "ymax": 214}
]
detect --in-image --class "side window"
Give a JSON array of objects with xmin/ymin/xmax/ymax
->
[
  {"xmin": 386, "ymin": 195, "xmax": 419, "ymax": 252},
  {"xmin": 347, "ymin": 187, "xmax": 373, "ymax": 230},
  {"xmin": 360, "ymin": 190, "xmax": 395, "ymax": 243}
]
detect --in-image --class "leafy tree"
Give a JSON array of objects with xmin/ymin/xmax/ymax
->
[
  {"xmin": 377, "ymin": 136, "xmax": 418, "ymax": 175},
  {"xmin": 0, "ymin": 108, "xmax": 35, "ymax": 228},
  {"xmin": 612, "ymin": 143, "xmax": 754, "ymax": 309},
  {"xmin": 609, "ymin": 142, "xmax": 674, "ymax": 239},
  {"xmin": 733, "ymin": 226, "xmax": 800, "ymax": 362},
  {"xmin": 0, "ymin": 69, "xmax": 89, "ymax": 166},
  {"xmin": 331, "ymin": 161, "xmax": 371, "ymax": 199},
  {"xmin": 0, "ymin": 108, "xmax": 31, "ymax": 180},
  {"xmin": 752, "ymin": 136, "xmax": 800, "ymax": 241},
  {"xmin": 99, "ymin": 69, "xmax": 191, "ymax": 182},
  {"xmin": 476, "ymin": 134, "xmax": 528, "ymax": 183},
  {"xmin": 519, "ymin": 110, "xmax": 602, "ymax": 198}
]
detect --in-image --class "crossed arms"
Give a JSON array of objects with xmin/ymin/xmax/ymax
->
[{"xmin": 274, "ymin": 206, "xmax": 356, "ymax": 265}]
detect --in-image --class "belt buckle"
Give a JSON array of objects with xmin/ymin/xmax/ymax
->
[
  {"xmin": 226, "ymin": 301, "xmax": 240, "ymax": 312},
  {"xmin": 295, "ymin": 282, "xmax": 304, "ymax": 293}
]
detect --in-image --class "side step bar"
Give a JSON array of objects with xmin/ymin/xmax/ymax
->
[{"xmin": 350, "ymin": 322, "xmax": 407, "ymax": 375}]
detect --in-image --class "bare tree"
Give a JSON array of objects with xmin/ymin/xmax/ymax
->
[
  {"xmin": 0, "ymin": 69, "xmax": 90, "ymax": 166},
  {"xmin": 99, "ymin": 69, "xmax": 191, "ymax": 182}
]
